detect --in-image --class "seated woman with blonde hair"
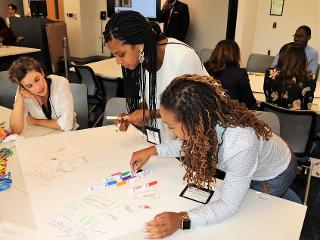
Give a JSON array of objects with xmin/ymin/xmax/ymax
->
[
  {"xmin": 9, "ymin": 57, "xmax": 78, "ymax": 134},
  {"xmin": 264, "ymin": 42, "xmax": 316, "ymax": 110}
]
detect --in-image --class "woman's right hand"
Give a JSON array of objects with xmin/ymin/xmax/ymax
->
[
  {"xmin": 130, "ymin": 146, "xmax": 157, "ymax": 172},
  {"xmin": 124, "ymin": 109, "xmax": 150, "ymax": 127},
  {"xmin": 115, "ymin": 112, "xmax": 130, "ymax": 131},
  {"xmin": 19, "ymin": 88, "xmax": 42, "ymax": 106}
]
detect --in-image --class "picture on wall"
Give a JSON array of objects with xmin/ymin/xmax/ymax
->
[
  {"xmin": 116, "ymin": 0, "xmax": 132, "ymax": 7},
  {"xmin": 270, "ymin": 0, "xmax": 284, "ymax": 16}
]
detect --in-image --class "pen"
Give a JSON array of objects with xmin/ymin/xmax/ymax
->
[
  {"xmin": 130, "ymin": 180, "xmax": 158, "ymax": 192},
  {"xmin": 106, "ymin": 116, "xmax": 120, "ymax": 120}
]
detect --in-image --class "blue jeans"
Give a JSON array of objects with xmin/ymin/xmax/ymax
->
[{"xmin": 250, "ymin": 159, "xmax": 302, "ymax": 203}]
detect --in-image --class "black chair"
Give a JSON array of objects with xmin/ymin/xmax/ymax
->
[
  {"xmin": 260, "ymin": 102, "xmax": 317, "ymax": 205},
  {"xmin": 15, "ymin": 36, "xmax": 25, "ymax": 46},
  {"xmin": 0, "ymin": 71, "xmax": 17, "ymax": 109},
  {"xmin": 73, "ymin": 65, "xmax": 105, "ymax": 113},
  {"xmin": 69, "ymin": 83, "xmax": 88, "ymax": 130}
]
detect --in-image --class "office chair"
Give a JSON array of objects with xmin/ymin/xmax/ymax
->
[
  {"xmin": 260, "ymin": 102, "xmax": 317, "ymax": 205},
  {"xmin": 0, "ymin": 71, "xmax": 17, "ymax": 109},
  {"xmin": 69, "ymin": 83, "xmax": 88, "ymax": 130},
  {"xmin": 73, "ymin": 65, "xmax": 105, "ymax": 113},
  {"xmin": 15, "ymin": 36, "xmax": 25, "ymax": 46},
  {"xmin": 315, "ymin": 64, "xmax": 320, "ymax": 81},
  {"xmin": 252, "ymin": 110, "xmax": 280, "ymax": 135},
  {"xmin": 246, "ymin": 53, "xmax": 275, "ymax": 73},
  {"xmin": 102, "ymin": 97, "xmax": 127, "ymax": 126},
  {"xmin": 199, "ymin": 48, "xmax": 213, "ymax": 63}
]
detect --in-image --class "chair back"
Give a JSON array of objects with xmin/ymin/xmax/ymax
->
[
  {"xmin": 246, "ymin": 54, "xmax": 275, "ymax": 73},
  {"xmin": 69, "ymin": 83, "xmax": 88, "ymax": 129},
  {"xmin": 315, "ymin": 64, "xmax": 320, "ymax": 81},
  {"xmin": 199, "ymin": 48, "xmax": 213, "ymax": 63},
  {"xmin": 260, "ymin": 102, "xmax": 317, "ymax": 157},
  {"xmin": 102, "ymin": 97, "xmax": 127, "ymax": 126},
  {"xmin": 16, "ymin": 36, "xmax": 25, "ymax": 46},
  {"xmin": 74, "ymin": 65, "xmax": 101, "ymax": 97},
  {"xmin": 0, "ymin": 71, "xmax": 17, "ymax": 109},
  {"xmin": 253, "ymin": 111, "xmax": 280, "ymax": 135}
]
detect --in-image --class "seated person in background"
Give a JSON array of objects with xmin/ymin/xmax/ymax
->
[
  {"xmin": 204, "ymin": 39, "xmax": 257, "ymax": 109},
  {"xmin": 264, "ymin": 42, "xmax": 316, "ymax": 110},
  {"xmin": 0, "ymin": 17, "xmax": 16, "ymax": 45},
  {"xmin": 130, "ymin": 75, "xmax": 300, "ymax": 239},
  {"xmin": 272, "ymin": 25, "xmax": 319, "ymax": 77},
  {"xmin": 9, "ymin": 57, "xmax": 78, "ymax": 134},
  {"xmin": 6, "ymin": 3, "xmax": 21, "ymax": 27}
]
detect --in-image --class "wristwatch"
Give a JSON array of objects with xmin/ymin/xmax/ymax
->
[{"xmin": 180, "ymin": 212, "xmax": 191, "ymax": 230}]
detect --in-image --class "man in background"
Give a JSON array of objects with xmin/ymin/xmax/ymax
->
[
  {"xmin": 6, "ymin": 3, "xmax": 21, "ymax": 27},
  {"xmin": 158, "ymin": 0, "xmax": 189, "ymax": 42},
  {"xmin": 272, "ymin": 25, "xmax": 319, "ymax": 78}
]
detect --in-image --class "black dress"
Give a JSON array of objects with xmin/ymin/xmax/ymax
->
[{"xmin": 209, "ymin": 65, "xmax": 257, "ymax": 109}]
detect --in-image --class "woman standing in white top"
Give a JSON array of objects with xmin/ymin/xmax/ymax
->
[
  {"xmin": 130, "ymin": 75, "xmax": 301, "ymax": 239},
  {"xmin": 9, "ymin": 57, "xmax": 77, "ymax": 134},
  {"xmin": 104, "ymin": 11, "xmax": 208, "ymax": 142}
]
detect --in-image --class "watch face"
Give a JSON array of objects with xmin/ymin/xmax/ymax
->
[{"xmin": 182, "ymin": 219, "xmax": 191, "ymax": 229}]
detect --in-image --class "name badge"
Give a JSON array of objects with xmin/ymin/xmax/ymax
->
[
  {"xmin": 180, "ymin": 185, "xmax": 214, "ymax": 204},
  {"xmin": 145, "ymin": 126, "xmax": 161, "ymax": 145}
]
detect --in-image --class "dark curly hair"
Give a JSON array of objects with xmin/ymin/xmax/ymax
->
[{"xmin": 161, "ymin": 75, "xmax": 272, "ymax": 188}]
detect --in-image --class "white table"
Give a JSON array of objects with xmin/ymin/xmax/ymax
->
[
  {"xmin": 70, "ymin": 58, "xmax": 122, "ymax": 80},
  {"xmin": 84, "ymin": 58, "xmax": 122, "ymax": 79},
  {"xmin": 0, "ymin": 105, "xmax": 307, "ymax": 239},
  {"xmin": 0, "ymin": 46, "xmax": 41, "ymax": 57}
]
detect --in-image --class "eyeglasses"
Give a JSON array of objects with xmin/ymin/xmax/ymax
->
[{"xmin": 293, "ymin": 34, "xmax": 305, "ymax": 38}]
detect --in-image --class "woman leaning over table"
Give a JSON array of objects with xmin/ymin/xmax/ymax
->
[
  {"xmin": 264, "ymin": 42, "xmax": 316, "ymax": 110},
  {"xmin": 9, "ymin": 57, "xmax": 78, "ymax": 134},
  {"xmin": 104, "ymin": 10, "xmax": 208, "ymax": 142},
  {"xmin": 130, "ymin": 75, "xmax": 301, "ymax": 239}
]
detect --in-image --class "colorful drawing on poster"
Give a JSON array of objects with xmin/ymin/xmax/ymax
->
[
  {"xmin": 82, "ymin": 195, "xmax": 114, "ymax": 209},
  {"xmin": 133, "ymin": 190, "xmax": 160, "ymax": 200},
  {"xmin": 48, "ymin": 213, "xmax": 107, "ymax": 240},
  {"xmin": 103, "ymin": 204, "xmax": 133, "ymax": 221}
]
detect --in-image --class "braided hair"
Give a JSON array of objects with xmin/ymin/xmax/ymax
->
[
  {"xmin": 104, "ymin": 11, "xmax": 165, "ymax": 123},
  {"xmin": 161, "ymin": 75, "xmax": 272, "ymax": 188}
]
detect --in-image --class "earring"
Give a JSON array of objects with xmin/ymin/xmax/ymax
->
[{"xmin": 139, "ymin": 49, "xmax": 145, "ymax": 63}]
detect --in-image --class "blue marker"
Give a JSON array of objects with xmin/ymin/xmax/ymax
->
[{"xmin": 106, "ymin": 180, "xmax": 117, "ymax": 186}]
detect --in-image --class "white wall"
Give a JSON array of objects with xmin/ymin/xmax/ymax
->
[
  {"xmin": 236, "ymin": 0, "xmax": 320, "ymax": 66},
  {"xmin": 63, "ymin": 0, "xmax": 109, "ymax": 58},
  {"xmin": 63, "ymin": 0, "xmax": 83, "ymax": 57},
  {"xmin": 235, "ymin": 0, "xmax": 258, "ymax": 66},
  {"xmin": 179, "ymin": 0, "xmax": 228, "ymax": 53}
]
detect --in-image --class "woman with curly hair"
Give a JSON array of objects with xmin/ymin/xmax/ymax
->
[
  {"xmin": 264, "ymin": 42, "xmax": 316, "ymax": 110},
  {"xmin": 130, "ymin": 75, "xmax": 300, "ymax": 239}
]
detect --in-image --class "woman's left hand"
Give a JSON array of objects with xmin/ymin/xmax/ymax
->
[
  {"xmin": 27, "ymin": 115, "xmax": 38, "ymax": 126},
  {"xmin": 144, "ymin": 212, "xmax": 182, "ymax": 239}
]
